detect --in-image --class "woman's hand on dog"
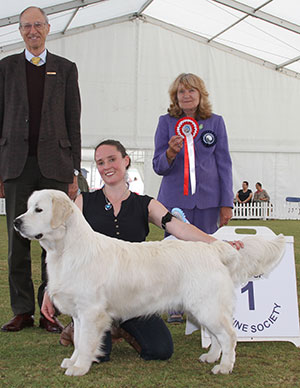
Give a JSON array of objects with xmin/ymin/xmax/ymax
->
[{"xmin": 226, "ymin": 240, "xmax": 244, "ymax": 250}]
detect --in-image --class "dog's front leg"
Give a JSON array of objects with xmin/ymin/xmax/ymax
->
[
  {"xmin": 61, "ymin": 317, "xmax": 80, "ymax": 370},
  {"xmin": 199, "ymin": 332, "xmax": 222, "ymax": 363},
  {"xmin": 64, "ymin": 310, "xmax": 111, "ymax": 377}
]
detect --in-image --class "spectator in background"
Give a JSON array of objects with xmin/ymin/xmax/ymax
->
[
  {"xmin": 253, "ymin": 182, "xmax": 270, "ymax": 203},
  {"xmin": 236, "ymin": 181, "xmax": 253, "ymax": 204}
]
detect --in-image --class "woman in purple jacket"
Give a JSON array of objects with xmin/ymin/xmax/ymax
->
[
  {"xmin": 153, "ymin": 73, "xmax": 234, "ymax": 323},
  {"xmin": 153, "ymin": 73, "xmax": 233, "ymax": 233}
]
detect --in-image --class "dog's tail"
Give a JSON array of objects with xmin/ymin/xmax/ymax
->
[{"xmin": 214, "ymin": 234, "xmax": 286, "ymax": 286}]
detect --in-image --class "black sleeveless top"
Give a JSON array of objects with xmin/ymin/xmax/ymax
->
[{"xmin": 82, "ymin": 190, "xmax": 153, "ymax": 242}]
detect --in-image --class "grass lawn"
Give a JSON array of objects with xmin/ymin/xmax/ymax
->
[{"xmin": 0, "ymin": 216, "xmax": 300, "ymax": 387}]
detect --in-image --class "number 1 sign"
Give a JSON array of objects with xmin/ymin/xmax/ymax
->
[{"xmin": 185, "ymin": 226, "xmax": 300, "ymax": 347}]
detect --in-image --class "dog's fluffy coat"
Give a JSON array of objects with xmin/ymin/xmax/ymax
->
[{"xmin": 14, "ymin": 189, "xmax": 285, "ymax": 376}]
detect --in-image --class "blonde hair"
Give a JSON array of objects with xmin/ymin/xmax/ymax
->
[{"xmin": 168, "ymin": 73, "xmax": 212, "ymax": 120}]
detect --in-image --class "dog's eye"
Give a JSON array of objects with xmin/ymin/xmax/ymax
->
[{"xmin": 35, "ymin": 207, "xmax": 43, "ymax": 213}]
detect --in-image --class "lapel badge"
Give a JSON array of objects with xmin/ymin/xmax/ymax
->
[{"xmin": 201, "ymin": 130, "xmax": 217, "ymax": 147}]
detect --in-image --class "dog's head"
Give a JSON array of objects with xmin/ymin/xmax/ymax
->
[{"xmin": 14, "ymin": 189, "xmax": 74, "ymax": 241}]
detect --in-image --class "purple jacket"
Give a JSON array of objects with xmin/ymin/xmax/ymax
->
[{"xmin": 152, "ymin": 113, "xmax": 234, "ymax": 210}]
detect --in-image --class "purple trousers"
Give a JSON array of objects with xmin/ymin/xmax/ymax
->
[{"xmin": 167, "ymin": 206, "xmax": 220, "ymax": 234}]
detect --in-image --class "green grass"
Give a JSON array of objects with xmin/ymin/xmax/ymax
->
[{"xmin": 0, "ymin": 216, "xmax": 300, "ymax": 387}]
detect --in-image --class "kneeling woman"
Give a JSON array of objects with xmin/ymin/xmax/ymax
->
[{"xmin": 42, "ymin": 139, "xmax": 241, "ymax": 362}]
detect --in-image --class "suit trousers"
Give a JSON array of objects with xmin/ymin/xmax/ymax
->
[{"xmin": 4, "ymin": 156, "xmax": 68, "ymax": 315}]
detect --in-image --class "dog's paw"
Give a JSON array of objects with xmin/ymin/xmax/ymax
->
[
  {"xmin": 61, "ymin": 358, "xmax": 74, "ymax": 369},
  {"xmin": 199, "ymin": 353, "xmax": 219, "ymax": 364},
  {"xmin": 65, "ymin": 365, "xmax": 90, "ymax": 376},
  {"xmin": 211, "ymin": 363, "xmax": 233, "ymax": 375}
]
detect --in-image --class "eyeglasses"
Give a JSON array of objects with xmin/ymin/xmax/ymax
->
[{"xmin": 20, "ymin": 22, "xmax": 47, "ymax": 32}]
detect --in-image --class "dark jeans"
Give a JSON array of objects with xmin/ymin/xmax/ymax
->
[
  {"xmin": 101, "ymin": 315, "xmax": 173, "ymax": 361},
  {"xmin": 4, "ymin": 156, "xmax": 68, "ymax": 315}
]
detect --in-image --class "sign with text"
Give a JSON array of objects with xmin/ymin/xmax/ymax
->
[{"xmin": 185, "ymin": 226, "xmax": 300, "ymax": 347}]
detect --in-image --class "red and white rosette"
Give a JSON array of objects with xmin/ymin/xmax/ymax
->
[{"xmin": 175, "ymin": 117, "xmax": 199, "ymax": 196}]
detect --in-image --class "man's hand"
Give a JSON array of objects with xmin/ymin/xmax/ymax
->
[
  {"xmin": 68, "ymin": 175, "xmax": 78, "ymax": 201},
  {"xmin": 0, "ymin": 178, "xmax": 5, "ymax": 198},
  {"xmin": 41, "ymin": 291, "xmax": 55, "ymax": 323}
]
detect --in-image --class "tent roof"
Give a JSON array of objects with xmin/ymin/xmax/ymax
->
[{"xmin": 1, "ymin": 0, "xmax": 300, "ymax": 76}]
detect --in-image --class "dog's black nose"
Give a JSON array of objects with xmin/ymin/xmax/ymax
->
[{"xmin": 13, "ymin": 218, "xmax": 22, "ymax": 230}]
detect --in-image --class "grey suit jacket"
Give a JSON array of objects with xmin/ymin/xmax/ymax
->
[{"xmin": 0, "ymin": 50, "xmax": 81, "ymax": 183}]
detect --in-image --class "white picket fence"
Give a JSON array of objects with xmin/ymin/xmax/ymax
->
[
  {"xmin": 1, "ymin": 198, "xmax": 300, "ymax": 220},
  {"xmin": 0, "ymin": 198, "xmax": 4, "ymax": 215},
  {"xmin": 233, "ymin": 202, "xmax": 300, "ymax": 220}
]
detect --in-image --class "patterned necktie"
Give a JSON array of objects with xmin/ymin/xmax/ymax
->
[{"xmin": 31, "ymin": 57, "xmax": 41, "ymax": 66}]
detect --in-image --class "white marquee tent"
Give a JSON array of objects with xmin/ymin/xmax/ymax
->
[{"xmin": 1, "ymin": 0, "xmax": 300, "ymax": 203}]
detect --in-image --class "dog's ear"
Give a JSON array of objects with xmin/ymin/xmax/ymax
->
[{"xmin": 50, "ymin": 196, "xmax": 73, "ymax": 229}]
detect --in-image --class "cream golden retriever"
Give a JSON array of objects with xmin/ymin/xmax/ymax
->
[{"xmin": 14, "ymin": 189, "xmax": 285, "ymax": 377}]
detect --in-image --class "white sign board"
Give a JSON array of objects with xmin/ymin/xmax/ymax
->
[{"xmin": 185, "ymin": 226, "xmax": 300, "ymax": 347}]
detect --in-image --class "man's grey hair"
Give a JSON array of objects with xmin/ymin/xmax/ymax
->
[{"xmin": 19, "ymin": 6, "xmax": 49, "ymax": 26}]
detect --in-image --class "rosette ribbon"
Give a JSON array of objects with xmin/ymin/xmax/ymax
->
[{"xmin": 175, "ymin": 117, "xmax": 199, "ymax": 196}]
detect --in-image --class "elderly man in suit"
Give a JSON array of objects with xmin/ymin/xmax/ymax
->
[{"xmin": 0, "ymin": 6, "xmax": 81, "ymax": 332}]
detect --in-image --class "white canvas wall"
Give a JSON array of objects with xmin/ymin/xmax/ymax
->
[{"xmin": 1, "ymin": 18, "xmax": 300, "ymax": 202}]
